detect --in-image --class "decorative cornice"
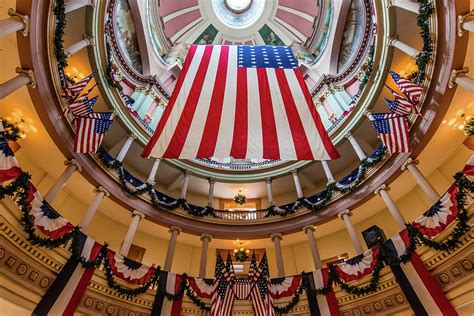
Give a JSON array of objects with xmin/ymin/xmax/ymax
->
[{"xmin": 64, "ymin": 158, "xmax": 82, "ymax": 172}]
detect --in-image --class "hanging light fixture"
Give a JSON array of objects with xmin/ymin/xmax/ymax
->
[
  {"xmin": 234, "ymin": 189, "xmax": 246, "ymax": 205},
  {"xmin": 233, "ymin": 239, "xmax": 250, "ymax": 262}
]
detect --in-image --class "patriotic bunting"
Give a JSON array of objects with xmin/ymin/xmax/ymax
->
[
  {"xmin": 269, "ymin": 275, "xmax": 301, "ymax": 299},
  {"xmin": 304, "ymin": 269, "xmax": 340, "ymax": 316},
  {"xmin": 33, "ymin": 233, "xmax": 102, "ymax": 316},
  {"xmin": 27, "ymin": 183, "xmax": 75, "ymax": 240},
  {"xmin": 106, "ymin": 249, "xmax": 157, "ymax": 285},
  {"xmin": 187, "ymin": 277, "xmax": 214, "ymax": 299},
  {"xmin": 385, "ymin": 230, "xmax": 457, "ymax": 315},
  {"xmin": 142, "ymin": 45, "xmax": 339, "ymax": 161},
  {"xmin": 388, "ymin": 69, "xmax": 423, "ymax": 104},
  {"xmin": 462, "ymin": 155, "xmax": 474, "ymax": 176},
  {"xmin": 333, "ymin": 246, "xmax": 379, "ymax": 282},
  {"xmin": 152, "ymin": 271, "xmax": 184, "ymax": 316},
  {"xmin": 0, "ymin": 133, "xmax": 22, "ymax": 183},
  {"xmin": 412, "ymin": 185, "xmax": 459, "ymax": 237},
  {"xmin": 249, "ymin": 253, "xmax": 274, "ymax": 316},
  {"xmin": 211, "ymin": 252, "xmax": 235, "ymax": 316}
]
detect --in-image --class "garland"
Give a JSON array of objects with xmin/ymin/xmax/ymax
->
[
  {"xmin": 415, "ymin": 0, "xmax": 434, "ymax": 84},
  {"xmin": 1, "ymin": 119, "xmax": 24, "ymax": 141},
  {"xmin": 358, "ymin": 44, "xmax": 375, "ymax": 94},
  {"xmin": 53, "ymin": 0, "xmax": 68, "ymax": 70},
  {"xmin": 184, "ymin": 283, "xmax": 211, "ymax": 311},
  {"xmin": 273, "ymin": 283, "xmax": 304, "ymax": 315}
]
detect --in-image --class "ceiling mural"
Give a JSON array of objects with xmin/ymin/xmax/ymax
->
[
  {"xmin": 115, "ymin": 0, "xmax": 143, "ymax": 73},
  {"xmin": 338, "ymin": 0, "xmax": 366, "ymax": 71}
]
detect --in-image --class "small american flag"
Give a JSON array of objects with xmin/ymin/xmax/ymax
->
[
  {"xmin": 64, "ymin": 72, "xmax": 95, "ymax": 100},
  {"xmin": 370, "ymin": 113, "xmax": 411, "ymax": 153},
  {"xmin": 74, "ymin": 112, "xmax": 113, "ymax": 153},
  {"xmin": 211, "ymin": 252, "xmax": 235, "ymax": 316},
  {"xmin": 67, "ymin": 95, "xmax": 98, "ymax": 117},
  {"xmin": 249, "ymin": 253, "xmax": 274, "ymax": 316},
  {"xmin": 384, "ymin": 84, "xmax": 414, "ymax": 115},
  {"xmin": 388, "ymin": 70, "xmax": 423, "ymax": 104}
]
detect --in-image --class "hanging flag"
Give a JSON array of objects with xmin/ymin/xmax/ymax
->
[
  {"xmin": 63, "ymin": 72, "xmax": 96, "ymax": 100},
  {"xmin": 249, "ymin": 253, "xmax": 274, "ymax": 316},
  {"xmin": 211, "ymin": 252, "xmax": 235, "ymax": 316},
  {"xmin": 187, "ymin": 277, "xmax": 214, "ymax": 299},
  {"xmin": 333, "ymin": 246, "xmax": 379, "ymax": 282},
  {"xmin": 142, "ymin": 45, "xmax": 340, "ymax": 161},
  {"xmin": 304, "ymin": 269, "xmax": 341, "ymax": 316},
  {"xmin": 412, "ymin": 185, "xmax": 459, "ymax": 237},
  {"xmin": 27, "ymin": 182, "xmax": 75, "ymax": 240},
  {"xmin": 106, "ymin": 249, "xmax": 157, "ymax": 285},
  {"xmin": 388, "ymin": 70, "xmax": 423, "ymax": 104},
  {"xmin": 73, "ymin": 112, "xmax": 114, "ymax": 153},
  {"xmin": 384, "ymin": 84, "xmax": 416, "ymax": 115},
  {"xmin": 369, "ymin": 113, "xmax": 411, "ymax": 153},
  {"xmin": 233, "ymin": 279, "xmax": 252, "ymax": 300},
  {"xmin": 33, "ymin": 233, "xmax": 102, "ymax": 315},
  {"xmin": 66, "ymin": 94, "xmax": 98, "ymax": 117},
  {"xmin": 0, "ymin": 132, "xmax": 22, "ymax": 182},
  {"xmin": 269, "ymin": 275, "xmax": 301, "ymax": 299},
  {"xmin": 151, "ymin": 271, "xmax": 183, "ymax": 316},
  {"xmin": 385, "ymin": 230, "xmax": 457, "ymax": 315}
]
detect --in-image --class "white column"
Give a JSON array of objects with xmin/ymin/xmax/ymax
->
[
  {"xmin": 0, "ymin": 68, "xmax": 35, "ymax": 100},
  {"xmin": 164, "ymin": 226, "xmax": 182, "ymax": 271},
  {"xmin": 387, "ymin": 0, "xmax": 418, "ymax": 14},
  {"xmin": 291, "ymin": 170, "xmax": 304, "ymax": 199},
  {"xmin": 321, "ymin": 160, "xmax": 335, "ymax": 183},
  {"xmin": 346, "ymin": 132, "xmax": 367, "ymax": 160},
  {"xmin": 207, "ymin": 178, "xmax": 215, "ymax": 207},
  {"xmin": 120, "ymin": 210, "xmax": 145, "ymax": 256},
  {"xmin": 388, "ymin": 37, "xmax": 420, "ymax": 58},
  {"xmin": 449, "ymin": 68, "xmax": 474, "ymax": 93},
  {"xmin": 44, "ymin": 159, "xmax": 82, "ymax": 203},
  {"xmin": 338, "ymin": 209, "xmax": 364, "ymax": 255},
  {"xmin": 64, "ymin": 35, "xmax": 94, "ymax": 57},
  {"xmin": 0, "ymin": 9, "xmax": 29, "ymax": 37},
  {"xmin": 265, "ymin": 178, "xmax": 274, "ymax": 206},
  {"xmin": 457, "ymin": 10, "xmax": 474, "ymax": 36},
  {"xmin": 180, "ymin": 171, "xmax": 191, "ymax": 199},
  {"xmin": 79, "ymin": 186, "xmax": 109, "ymax": 230},
  {"xmin": 270, "ymin": 233, "xmax": 285, "ymax": 277},
  {"xmin": 199, "ymin": 234, "xmax": 212, "ymax": 277},
  {"xmin": 303, "ymin": 225, "xmax": 322, "ymax": 269},
  {"xmin": 65, "ymin": 0, "xmax": 94, "ymax": 13},
  {"xmin": 401, "ymin": 158, "xmax": 440, "ymax": 203},
  {"xmin": 147, "ymin": 158, "xmax": 161, "ymax": 184},
  {"xmin": 375, "ymin": 185, "xmax": 406, "ymax": 230},
  {"xmin": 116, "ymin": 133, "xmax": 136, "ymax": 162}
]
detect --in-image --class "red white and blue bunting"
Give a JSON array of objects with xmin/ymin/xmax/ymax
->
[
  {"xmin": 0, "ymin": 134, "xmax": 22, "ymax": 183},
  {"xmin": 106, "ymin": 249, "xmax": 157, "ymax": 285},
  {"xmin": 333, "ymin": 246, "xmax": 379, "ymax": 282}
]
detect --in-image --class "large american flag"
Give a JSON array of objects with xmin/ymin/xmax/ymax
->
[
  {"xmin": 74, "ymin": 113, "xmax": 114, "ymax": 153},
  {"xmin": 142, "ymin": 45, "xmax": 339, "ymax": 161},
  {"xmin": 211, "ymin": 253, "xmax": 235, "ymax": 316},
  {"xmin": 388, "ymin": 70, "xmax": 423, "ymax": 104},
  {"xmin": 370, "ymin": 113, "xmax": 411, "ymax": 153}
]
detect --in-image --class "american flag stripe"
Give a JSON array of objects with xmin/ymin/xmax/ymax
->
[
  {"xmin": 371, "ymin": 113, "xmax": 410, "ymax": 153},
  {"xmin": 388, "ymin": 70, "xmax": 423, "ymax": 104},
  {"xmin": 142, "ymin": 45, "xmax": 339, "ymax": 161}
]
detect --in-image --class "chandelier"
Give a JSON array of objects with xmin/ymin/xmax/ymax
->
[
  {"xmin": 234, "ymin": 190, "xmax": 246, "ymax": 205},
  {"xmin": 233, "ymin": 239, "xmax": 250, "ymax": 262}
]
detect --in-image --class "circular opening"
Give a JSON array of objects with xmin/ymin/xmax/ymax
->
[
  {"xmin": 225, "ymin": 0, "xmax": 252, "ymax": 13},
  {"xmin": 212, "ymin": 0, "xmax": 265, "ymax": 29}
]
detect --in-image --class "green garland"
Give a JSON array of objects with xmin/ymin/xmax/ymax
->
[
  {"xmin": 358, "ymin": 44, "xmax": 375, "ymax": 94},
  {"xmin": 53, "ymin": 0, "xmax": 68, "ymax": 70},
  {"xmin": 185, "ymin": 283, "xmax": 211, "ymax": 311},
  {"xmin": 1, "ymin": 119, "xmax": 24, "ymax": 141},
  {"xmin": 415, "ymin": 0, "xmax": 434, "ymax": 84},
  {"xmin": 273, "ymin": 283, "xmax": 304, "ymax": 315}
]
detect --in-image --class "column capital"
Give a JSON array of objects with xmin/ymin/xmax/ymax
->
[
  {"xmin": 208, "ymin": 177, "xmax": 216, "ymax": 184},
  {"xmin": 83, "ymin": 34, "xmax": 95, "ymax": 46},
  {"xmin": 338, "ymin": 209, "xmax": 352, "ymax": 218},
  {"xmin": 128, "ymin": 133, "xmax": 137, "ymax": 140},
  {"xmin": 265, "ymin": 177, "xmax": 273, "ymax": 184},
  {"xmin": 387, "ymin": 35, "xmax": 399, "ymax": 47},
  {"xmin": 386, "ymin": 0, "xmax": 394, "ymax": 9},
  {"xmin": 344, "ymin": 131, "xmax": 353, "ymax": 138},
  {"xmin": 270, "ymin": 233, "xmax": 283, "ymax": 241},
  {"xmin": 374, "ymin": 184, "xmax": 390, "ymax": 196},
  {"xmin": 401, "ymin": 157, "xmax": 419, "ymax": 171},
  {"xmin": 15, "ymin": 67, "xmax": 36, "ymax": 88},
  {"xmin": 200, "ymin": 233, "xmax": 212, "ymax": 242},
  {"xmin": 457, "ymin": 10, "xmax": 474, "ymax": 37},
  {"xmin": 132, "ymin": 210, "xmax": 145, "ymax": 220},
  {"xmin": 94, "ymin": 186, "xmax": 110, "ymax": 197},
  {"xmin": 291, "ymin": 169, "xmax": 298, "ymax": 176},
  {"xmin": 303, "ymin": 225, "xmax": 316, "ymax": 234},
  {"xmin": 184, "ymin": 169, "xmax": 192, "ymax": 176},
  {"xmin": 449, "ymin": 67, "xmax": 469, "ymax": 89},
  {"xmin": 169, "ymin": 226, "xmax": 182, "ymax": 235},
  {"xmin": 147, "ymin": 179, "xmax": 156, "ymax": 186},
  {"xmin": 8, "ymin": 8, "xmax": 29, "ymax": 37},
  {"xmin": 64, "ymin": 159, "xmax": 82, "ymax": 172}
]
